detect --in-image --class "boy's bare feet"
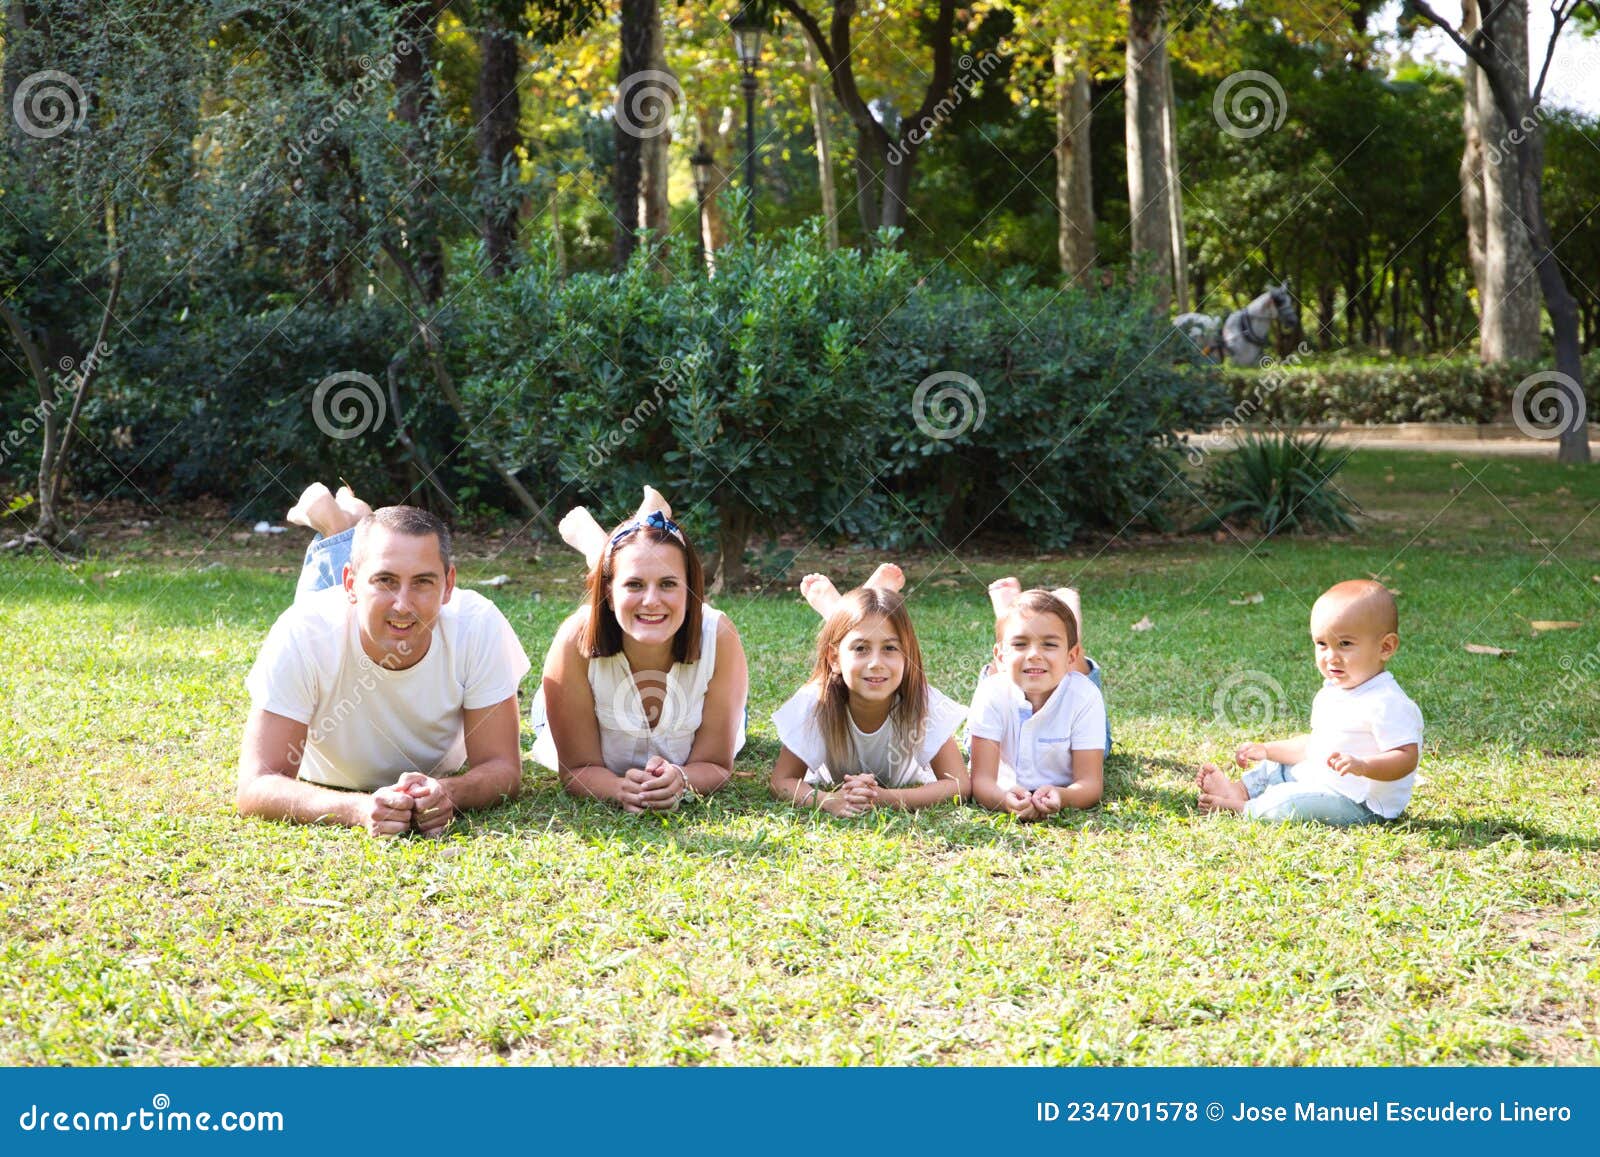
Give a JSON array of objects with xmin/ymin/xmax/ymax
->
[
  {"xmin": 558, "ymin": 506, "xmax": 608, "ymax": 569},
  {"xmin": 636, "ymin": 485, "xmax": 672, "ymax": 522},
  {"xmin": 800, "ymin": 573, "xmax": 842, "ymax": 617},
  {"xmin": 865, "ymin": 563, "xmax": 904, "ymax": 593},
  {"xmin": 286, "ymin": 483, "xmax": 345, "ymax": 536},
  {"xmin": 1052, "ymin": 586, "xmax": 1084, "ymax": 641},
  {"xmin": 334, "ymin": 485, "xmax": 372, "ymax": 525},
  {"xmin": 988, "ymin": 576, "xmax": 1022, "ymax": 618},
  {"xmin": 1196, "ymin": 764, "xmax": 1249, "ymax": 814}
]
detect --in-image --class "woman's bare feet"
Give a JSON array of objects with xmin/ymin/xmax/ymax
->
[
  {"xmin": 286, "ymin": 482, "xmax": 353, "ymax": 537},
  {"xmin": 988, "ymin": 576, "xmax": 1022, "ymax": 618},
  {"xmin": 334, "ymin": 485, "xmax": 372, "ymax": 526},
  {"xmin": 800, "ymin": 573, "xmax": 842, "ymax": 617},
  {"xmin": 559, "ymin": 506, "xmax": 608, "ymax": 569},
  {"xmin": 635, "ymin": 485, "xmax": 672, "ymax": 522},
  {"xmin": 1196, "ymin": 764, "xmax": 1249, "ymax": 813},
  {"xmin": 865, "ymin": 563, "xmax": 904, "ymax": 593}
]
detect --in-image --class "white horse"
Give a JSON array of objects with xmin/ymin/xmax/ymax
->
[{"xmin": 1174, "ymin": 283, "xmax": 1299, "ymax": 367}]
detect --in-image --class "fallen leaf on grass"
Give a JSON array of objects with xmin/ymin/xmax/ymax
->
[
  {"xmin": 1229, "ymin": 592, "xmax": 1264, "ymax": 606},
  {"xmin": 1130, "ymin": 615, "xmax": 1155, "ymax": 632},
  {"xmin": 290, "ymin": 896, "xmax": 347, "ymax": 910},
  {"xmin": 230, "ymin": 532, "xmax": 251, "ymax": 543},
  {"xmin": 1464, "ymin": 643, "xmax": 1516, "ymax": 657},
  {"xmin": 932, "ymin": 578, "xmax": 959, "ymax": 587},
  {"xmin": 1528, "ymin": 620, "xmax": 1583, "ymax": 632},
  {"xmin": 474, "ymin": 574, "xmax": 512, "ymax": 588}
]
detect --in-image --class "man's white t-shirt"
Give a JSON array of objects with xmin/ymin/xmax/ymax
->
[
  {"xmin": 246, "ymin": 586, "xmax": 531, "ymax": 792},
  {"xmin": 1293, "ymin": 670, "xmax": 1424, "ymax": 819},
  {"xmin": 967, "ymin": 671, "xmax": 1106, "ymax": 792}
]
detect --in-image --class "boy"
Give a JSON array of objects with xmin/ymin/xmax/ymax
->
[
  {"xmin": 1197, "ymin": 579, "xmax": 1422, "ymax": 825},
  {"xmin": 969, "ymin": 587, "xmax": 1107, "ymax": 821}
]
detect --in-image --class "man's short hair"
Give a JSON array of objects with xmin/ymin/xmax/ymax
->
[{"xmin": 349, "ymin": 506, "xmax": 453, "ymax": 573}]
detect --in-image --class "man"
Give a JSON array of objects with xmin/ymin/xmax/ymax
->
[{"xmin": 238, "ymin": 497, "xmax": 529, "ymax": 837}]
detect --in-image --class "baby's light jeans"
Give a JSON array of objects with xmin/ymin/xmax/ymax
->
[{"xmin": 1241, "ymin": 760, "xmax": 1384, "ymax": 826}]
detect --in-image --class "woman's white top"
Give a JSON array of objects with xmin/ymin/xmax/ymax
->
[
  {"xmin": 531, "ymin": 606, "xmax": 745, "ymax": 774},
  {"xmin": 771, "ymin": 683, "xmax": 967, "ymax": 788}
]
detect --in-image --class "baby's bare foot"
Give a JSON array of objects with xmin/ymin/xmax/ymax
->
[
  {"xmin": 800, "ymin": 573, "xmax": 842, "ymax": 617},
  {"xmin": 636, "ymin": 485, "xmax": 672, "ymax": 522},
  {"xmin": 334, "ymin": 485, "xmax": 373, "ymax": 525},
  {"xmin": 286, "ymin": 483, "xmax": 342, "ymax": 536},
  {"xmin": 559, "ymin": 506, "xmax": 608, "ymax": 569},
  {"xmin": 1196, "ymin": 764, "xmax": 1249, "ymax": 813},
  {"xmin": 988, "ymin": 576, "xmax": 1022, "ymax": 619},
  {"xmin": 865, "ymin": 563, "xmax": 904, "ymax": 593}
]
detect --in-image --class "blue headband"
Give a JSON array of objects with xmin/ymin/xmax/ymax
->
[{"xmin": 608, "ymin": 509, "xmax": 684, "ymax": 552}]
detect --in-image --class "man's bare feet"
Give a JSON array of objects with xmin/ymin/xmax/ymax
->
[
  {"xmin": 559, "ymin": 506, "xmax": 608, "ymax": 569},
  {"xmin": 286, "ymin": 483, "xmax": 347, "ymax": 536},
  {"xmin": 635, "ymin": 485, "xmax": 672, "ymax": 522},
  {"xmin": 800, "ymin": 573, "xmax": 842, "ymax": 617},
  {"xmin": 865, "ymin": 563, "xmax": 904, "ymax": 593},
  {"xmin": 1196, "ymin": 763, "xmax": 1249, "ymax": 814},
  {"xmin": 334, "ymin": 485, "xmax": 372, "ymax": 525},
  {"xmin": 988, "ymin": 576, "xmax": 1022, "ymax": 618}
]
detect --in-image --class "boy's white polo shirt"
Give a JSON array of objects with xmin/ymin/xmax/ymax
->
[
  {"xmin": 968, "ymin": 670, "xmax": 1107, "ymax": 791},
  {"xmin": 246, "ymin": 586, "xmax": 531, "ymax": 792},
  {"xmin": 1293, "ymin": 669, "xmax": 1424, "ymax": 819}
]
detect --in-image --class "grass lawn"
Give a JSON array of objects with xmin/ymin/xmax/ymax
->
[{"xmin": 2, "ymin": 450, "xmax": 1598, "ymax": 1065}]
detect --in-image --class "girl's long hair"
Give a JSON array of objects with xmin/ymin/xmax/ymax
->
[{"xmin": 809, "ymin": 587, "xmax": 929, "ymax": 775}]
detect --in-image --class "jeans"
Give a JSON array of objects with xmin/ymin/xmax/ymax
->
[
  {"xmin": 1241, "ymin": 760, "xmax": 1383, "ymax": 826},
  {"xmin": 294, "ymin": 528, "xmax": 354, "ymax": 602}
]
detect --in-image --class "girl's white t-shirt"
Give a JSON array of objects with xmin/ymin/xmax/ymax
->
[
  {"xmin": 967, "ymin": 670, "xmax": 1106, "ymax": 791},
  {"xmin": 771, "ymin": 683, "xmax": 967, "ymax": 787},
  {"xmin": 530, "ymin": 606, "xmax": 745, "ymax": 775},
  {"xmin": 245, "ymin": 586, "xmax": 531, "ymax": 792},
  {"xmin": 1293, "ymin": 670, "xmax": 1424, "ymax": 819}
]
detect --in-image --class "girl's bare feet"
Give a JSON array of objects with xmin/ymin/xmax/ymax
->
[
  {"xmin": 286, "ymin": 483, "xmax": 345, "ymax": 536},
  {"xmin": 865, "ymin": 563, "xmax": 904, "ymax": 593},
  {"xmin": 1196, "ymin": 764, "xmax": 1249, "ymax": 813},
  {"xmin": 334, "ymin": 485, "xmax": 372, "ymax": 525},
  {"xmin": 988, "ymin": 576, "xmax": 1022, "ymax": 618},
  {"xmin": 636, "ymin": 485, "xmax": 672, "ymax": 522},
  {"xmin": 559, "ymin": 506, "xmax": 609, "ymax": 569},
  {"xmin": 800, "ymin": 573, "xmax": 842, "ymax": 617}
]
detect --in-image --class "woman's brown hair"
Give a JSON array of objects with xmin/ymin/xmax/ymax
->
[
  {"xmin": 580, "ymin": 522, "xmax": 706, "ymax": 664},
  {"xmin": 808, "ymin": 587, "xmax": 929, "ymax": 776}
]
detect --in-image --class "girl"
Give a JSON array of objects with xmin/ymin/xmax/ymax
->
[
  {"xmin": 532, "ymin": 489, "xmax": 748, "ymax": 812},
  {"xmin": 770, "ymin": 567, "xmax": 968, "ymax": 816}
]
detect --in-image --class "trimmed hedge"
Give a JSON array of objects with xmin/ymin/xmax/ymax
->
[
  {"xmin": 454, "ymin": 227, "xmax": 1228, "ymax": 564},
  {"xmin": 1221, "ymin": 351, "xmax": 1600, "ymax": 426}
]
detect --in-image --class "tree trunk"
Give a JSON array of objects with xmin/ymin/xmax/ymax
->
[
  {"xmin": 1054, "ymin": 43, "xmax": 1096, "ymax": 285},
  {"xmin": 694, "ymin": 106, "xmax": 734, "ymax": 260},
  {"xmin": 1161, "ymin": 41, "xmax": 1188, "ymax": 313},
  {"xmin": 1126, "ymin": 0, "xmax": 1175, "ymax": 311},
  {"xmin": 1469, "ymin": 0, "xmax": 1542, "ymax": 361},
  {"xmin": 475, "ymin": 10, "xmax": 522, "ymax": 276},
  {"xmin": 637, "ymin": 3, "xmax": 672, "ymax": 237},
  {"xmin": 804, "ymin": 38, "xmax": 839, "ymax": 251},
  {"xmin": 1460, "ymin": 0, "xmax": 1489, "ymax": 329},
  {"xmin": 612, "ymin": 0, "xmax": 654, "ymax": 267},
  {"xmin": 392, "ymin": 2, "xmax": 448, "ymax": 303},
  {"xmin": 853, "ymin": 147, "xmax": 882, "ymax": 237}
]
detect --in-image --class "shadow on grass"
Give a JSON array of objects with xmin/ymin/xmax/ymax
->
[{"xmin": 1396, "ymin": 815, "xmax": 1600, "ymax": 853}]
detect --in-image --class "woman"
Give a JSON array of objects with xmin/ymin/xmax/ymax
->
[{"xmin": 532, "ymin": 489, "xmax": 748, "ymax": 812}]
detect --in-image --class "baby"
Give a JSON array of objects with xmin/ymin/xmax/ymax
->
[{"xmin": 1197, "ymin": 579, "xmax": 1423, "ymax": 825}]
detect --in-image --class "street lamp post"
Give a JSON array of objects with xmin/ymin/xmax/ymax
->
[
  {"xmin": 690, "ymin": 144, "xmax": 714, "ymax": 270},
  {"xmin": 730, "ymin": 11, "xmax": 763, "ymax": 237}
]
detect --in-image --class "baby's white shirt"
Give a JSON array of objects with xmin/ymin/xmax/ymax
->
[
  {"xmin": 967, "ymin": 670, "xmax": 1107, "ymax": 792},
  {"xmin": 1293, "ymin": 670, "xmax": 1424, "ymax": 819}
]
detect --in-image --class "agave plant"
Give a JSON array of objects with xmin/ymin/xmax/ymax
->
[{"xmin": 1196, "ymin": 431, "xmax": 1360, "ymax": 536}]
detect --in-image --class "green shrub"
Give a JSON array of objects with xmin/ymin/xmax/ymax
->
[
  {"xmin": 1196, "ymin": 431, "xmax": 1359, "ymax": 536},
  {"xmin": 1221, "ymin": 351, "xmax": 1600, "ymax": 426},
  {"xmin": 455, "ymin": 227, "xmax": 1229, "ymax": 569}
]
